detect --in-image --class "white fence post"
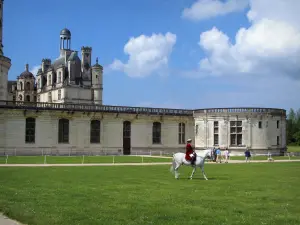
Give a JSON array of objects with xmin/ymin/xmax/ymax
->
[
  {"xmin": 44, "ymin": 155, "xmax": 47, "ymax": 164},
  {"xmin": 5, "ymin": 155, "xmax": 8, "ymax": 164},
  {"xmin": 113, "ymin": 156, "xmax": 115, "ymax": 164},
  {"xmin": 82, "ymin": 155, "xmax": 85, "ymax": 164}
]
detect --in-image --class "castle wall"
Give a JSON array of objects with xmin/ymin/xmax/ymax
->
[
  {"xmin": 194, "ymin": 110, "xmax": 286, "ymax": 152},
  {"xmin": 0, "ymin": 108, "xmax": 194, "ymax": 155}
]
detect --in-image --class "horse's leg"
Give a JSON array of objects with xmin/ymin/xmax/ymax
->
[
  {"xmin": 189, "ymin": 166, "xmax": 196, "ymax": 179},
  {"xmin": 174, "ymin": 163, "xmax": 181, "ymax": 179},
  {"xmin": 200, "ymin": 165, "xmax": 208, "ymax": 180}
]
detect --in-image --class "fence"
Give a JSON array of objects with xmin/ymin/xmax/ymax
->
[
  {"xmin": 0, "ymin": 146, "xmax": 299, "ymax": 157},
  {"xmin": 0, "ymin": 147, "xmax": 177, "ymax": 157}
]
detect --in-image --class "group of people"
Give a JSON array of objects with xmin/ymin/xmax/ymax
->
[
  {"xmin": 185, "ymin": 139, "xmax": 253, "ymax": 164},
  {"xmin": 185, "ymin": 139, "xmax": 230, "ymax": 164}
]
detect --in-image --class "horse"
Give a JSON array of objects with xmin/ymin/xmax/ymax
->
[{"xmin": 170, "ymin": 149, "xmax": 215, "ymax": 180}]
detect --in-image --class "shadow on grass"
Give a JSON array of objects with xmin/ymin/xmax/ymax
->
[{"xmin": 174, "ymin": 177, "xmax": 230, "ymax": 180}]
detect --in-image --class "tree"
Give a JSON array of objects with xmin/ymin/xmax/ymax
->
[{"xmin": 286, "ymin": 108, "xmax": 300, "ymax": 146}]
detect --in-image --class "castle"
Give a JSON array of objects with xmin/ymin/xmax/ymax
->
[
  {"xmin": 6, "ymin": 28, "xmax": 103, "ymax": 105},
  {"xmin": 0, "ymin": 0, "xmax": 287, "ymax": 156}
]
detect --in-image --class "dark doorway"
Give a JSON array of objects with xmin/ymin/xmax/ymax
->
[{"xmin": 123, "ymin": 121, "xmax": 131, "ymax": 155}]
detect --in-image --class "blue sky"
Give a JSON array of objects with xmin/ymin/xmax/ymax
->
[{"xmin": 3, "ymin": 0, "xmax": 300, "ymax": 111}]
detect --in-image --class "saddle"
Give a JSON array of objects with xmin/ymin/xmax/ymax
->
[{"xmin": 186, "ymin": 152, "xmax": 197, "ymax": 164}]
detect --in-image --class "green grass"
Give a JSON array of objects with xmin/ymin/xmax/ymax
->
[
  {"xmin": 228, "ymin": 155, "xmax": 300, "ymax": 160},
  {"xmin": 287, "ymin": 145, "xmax": 300, "ymax": 152},
  {"xmin": 0, "ymin": 156, "xmax": 171, "ymax": 164},
  {"xmin": 0, "ymin": 163, "xmax": 300, "ymax": 225}
]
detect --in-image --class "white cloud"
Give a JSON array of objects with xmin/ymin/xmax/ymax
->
[
  {"xmin": 109, "ymin": 32, "xmax": 177, "ymax": 78},
  {"xmin": 182, "ymin": 0, "xmax": 249, "ymax": 21},
  {"xmin": 30, "ymin": 65, "xmax": 41, "ymax": 76},
  {"xmin": 191, "ymin": 0, "xmax": 300, "ymax": 80}
]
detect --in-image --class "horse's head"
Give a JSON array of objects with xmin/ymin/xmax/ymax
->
[{"xmin": 205, "ymin": 149, "xmax": 216, "ymax": 161}]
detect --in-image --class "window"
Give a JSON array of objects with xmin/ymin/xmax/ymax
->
[
  {"xmin": 25, "ymin": 95, "xmax": 30, "ymax": 102},
  {"xmin": 178, "ymin": 123, "xmax": 185, "ymax": 144},
  {"xmin": 258, "ymin": 121, "xmax": 262, "ymax": 128},
  {"xmin": 58, "ymin": 90, "xmax": 61, "ymax": 100},
  {"xmin": 25, "ymin": 82, "xmax": 30, "ymax": 91},
  {"xmin": 90, "ymin": 120, "xmax": 100, "ymax": 143},
  {"xmin": 152, "ymin": 122, "xmax": 161, "ymax": 144},
  {"xmin": 20, "ymin": 82, "xmax": 23, "ymax": 90},
  {"xmin": 37, "ymin": 79, "xmax": 40, "ymax": 88},
  {"xmin": 57, "ymin": 72, "xmax": 61, "ymax": 83},
  {"xmin": 25, "ymin": 117, "xmax": 35, "ymax": 143},
  {"xmin": 277, "ymin": 136, "xmax": 280, "ymax": 146},
  {"xmin": 19, "ymin": 95, "xmax": 22, "ymax": 101},
  {"xmin": 13, "ymin": 95, "xmax": 16, "ymax": 101},
  {"xmin": 48, "ymin": 92, "xmax": 52, "ymax": 102},
  {"xmin": 34, "ymin": 96, "xmax": 37, "ymax": 102},
  {"xmin": 214, "ymin": 121, "xmax": 219, "ymax": 146},
  {"xmin": 58, "ymin": 119, "xmax": 69, "ymax": 143},
  {"xmin": 48, "ymin": 75, "xmax": 51, "ymax": 86},
  {"xmin": 195, "ymin": 124, "xmax": 199, "ymax": 136},
  {"xmin": 277, "ymin": 120, "xmax": 279, "ymax": 129},
  {"xmin": 230, "ymin": 121, "xmax": 243, "ymax": 146}
]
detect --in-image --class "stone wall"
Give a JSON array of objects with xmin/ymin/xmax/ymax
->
[{"xmin": 0, "ymin": 108, "xmax": 194, "ymax": 155}]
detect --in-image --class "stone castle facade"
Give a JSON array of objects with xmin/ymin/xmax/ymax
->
[
  {"xmin": 7, "ymin": 28, "xmax": 103, "ymax": 105},
  {"xmin": 0, "ymin": 0, "xmax": 287, "ymax": 156}
]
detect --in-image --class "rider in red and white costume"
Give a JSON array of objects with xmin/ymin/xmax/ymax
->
[{"xmin": 185, "ymin": 138, "xmax": 196, "ymax": 165}]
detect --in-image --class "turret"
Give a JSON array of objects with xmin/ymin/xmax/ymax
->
[
  {"xmin": 0, "ymin": 0, "xmax": 11, "ymax": 101},
  {"xmin": 81, "ymin": 46, "xmax": 92, "ymax": 80},
  {"xmin": 91, "ymin": 57, "xmax": 103, "ymax": 105}
]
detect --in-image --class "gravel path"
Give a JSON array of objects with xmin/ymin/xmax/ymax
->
[{"xmin": 0, "ymin": 214, "xmax": 24, "ymax": 225}]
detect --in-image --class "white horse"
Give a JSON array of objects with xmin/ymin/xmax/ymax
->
[{"xmin": 170, "ymin": 149, "xmax": 215, "ymax": 180}]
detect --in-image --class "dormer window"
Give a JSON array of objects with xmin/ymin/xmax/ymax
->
[
  {"xmin": 48, "ymin": 75, "xmax": 51, "ymax": 86},
  {"xmin": 57, "ymin": 72, "xmax": 61, "ymax": 83}
]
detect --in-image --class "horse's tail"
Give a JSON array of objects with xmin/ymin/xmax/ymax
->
[{"xmin": 170, "ymin": 153, "xmax": 176, "ymax": 173}]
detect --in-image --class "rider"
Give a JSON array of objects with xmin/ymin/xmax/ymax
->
[{"xmin": 185, "ymin": 138, "xmax": 196, "ymax": 165}]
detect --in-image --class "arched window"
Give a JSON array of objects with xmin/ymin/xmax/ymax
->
[
  {"xmin": 25, "ymin": 95, "xmax": 30, "ymax": 102},
  {"xmin": 90, "ymin": 120, "xmax": 101, "ymax": 143},
  {"xmin": 25, "ymin": 82, "xmax": 31, "ymax": 91},
  {"xmin": 123, "ymin": 121, "xmax": 131, "ymax": 138},
  {"xmin": 25, "ymin": 117, "xmax": 35, "ymax": 143},
  {"xmin": 152, "ymin": 122, "xmax": 161, "ymax": 144},
  {"xmin": 20, "ymin": 82, "xmax": 23, "ymax": 90},
  {"xmin": 58, "ymin": 118, "xmax": 69, "ymax": 143},
  {"xmin": 19, "ymin": 95, "xmax": 23, "ymax": 101},
  {"xmin": 178, "ymin": 123, "xmax": 185, "ymax": 144}
]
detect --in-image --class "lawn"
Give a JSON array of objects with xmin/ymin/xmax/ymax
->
[
  {"xmin": 0, "ymin": 163, "xmax": 300, "ymax": 225},
  {"xmin": 287, "ymin": 145, "xmax": 300, "ymax": 152},
  {"xmin": 0, "ymin": 155, "xmax": 171, "ymax": 164}
]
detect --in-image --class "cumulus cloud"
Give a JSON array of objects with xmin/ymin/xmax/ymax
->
[
  {"xmin": 109, "ymin": 32, "xmax": 177, "ymax": 78},
  {"xmin": 182, "ymin": 0, "xmax": 249, "ymax": 21},
  {"xmin": 30, "ymin": 65, "xmax": 41, "ymax": 76},
  {"xmin": 192, "ymin": 0, "xmax": 300, "ymax": 80}
]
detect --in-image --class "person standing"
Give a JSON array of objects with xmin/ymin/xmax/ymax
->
[
  {"xmin": 245, "ymin": 148, "xmax": 251, "ymax": 162},
  {"xmin": 224, "ymin": 148, "xmax": 229, "ymax": 163}
]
